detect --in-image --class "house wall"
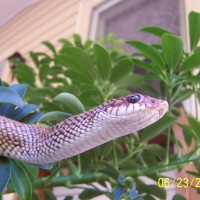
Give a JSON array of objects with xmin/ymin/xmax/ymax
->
[{"xmin": 0, "ymin": 0, "xmax": 104, "ymax": 82}]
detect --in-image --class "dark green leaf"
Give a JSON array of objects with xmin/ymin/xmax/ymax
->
[
  {"xmin": 11, "ymin": 160, "xmax": 32, "ymax": 200},
  {"xmin": 39, "ymin": 65, "xmax": 50, "ymax": 82},
  {"xmin": 42, "ymin": 41, "xmax": 56, "ymax": 54},
  {"xmin": 44, "ymin": 190, "xmax": 57, "ymax": 200},
  {"xmin": 162, "ymin": 33, "xmax": 183, "ymax": 69},
  {"xmin": 141, "ymin": 115, "xmax": 177, "ymax": 143},
  {"xmin": 126, "ymin": 40, "xmax": 165, "ymax": 69},
  {"xmin": 79, "ymin": 189, "xmax": 105, "ymax": 200},
  {"xmin": 0, "ymin": 157, "xmax": 10, "ymax": 193},
  {"xmin": 21, "ymin": 112, "xmax": 43, "ymax": 124},
  {"xmin": 189, "ymin": 11, "xmax": 200, "ymax": 51},
  {"xmin": 136, "ymin": 179, "xmax": 166, "ymax": 199},
  {"xmin": 110, "ymin": 58, "xmax": 133, "ymax": 83},
  {"xmin": 182, "ymin": 52, "xmax": 200, "ymax": 72},
  {"xmin": 100, "ymin": 162, "xmax": 119, "ymax": 180},
  {"xmin": 172, "ymin": 194, "xmax": 187, "ymax": 200},
  {"xmin": 94, "ymin": 44, "xmax": 112, "ymax": 80},
  {"xmin": 140, "ymin": 26, "xmax": 171, "ymax": 37}
]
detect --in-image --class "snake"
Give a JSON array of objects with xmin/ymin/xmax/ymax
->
[{"xmin": 0, "ymin": 94, "xmax": 168, "ymax": 164}]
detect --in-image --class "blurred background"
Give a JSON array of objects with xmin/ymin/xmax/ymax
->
[{"xmin": 0, "ymin": 0, "xmax": 200, "ymax": 199}]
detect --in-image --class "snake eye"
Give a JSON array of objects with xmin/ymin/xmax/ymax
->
[{"xmin": 127, "ymin": 95, "xmax": 140, "ymax": 103}]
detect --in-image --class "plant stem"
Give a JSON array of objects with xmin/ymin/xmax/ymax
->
[{"xmin": 112, "ymin": 141, "xmax": 118, "ymax": 170}]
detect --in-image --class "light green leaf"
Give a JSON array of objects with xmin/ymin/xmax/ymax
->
[
  {"xmin": 140, "ymin": 26, "xmax": 171, "ymax": 37},
  {"xmin": 132, "ymin": 58, "xmax": 161, "ymax": 75},
  {"xmin": 53, "ymin": 93, "xmax": 85, "ymax": 114},
  {"xmin": 141, "ymin": 115, "xmax": 177, "ymax": 143},
  {"xmin": 42, "ymin": 41, "xmax": 56, "ymax": 54},
  {"xmin": 13, "ymin": 63, "xmax": 35, "ymax": 86},
  {"xmin": 189, "ymin": 11, "xmax": 200, "ymax": 51},
  {"xmin": 187, "ymin": 116, "xmax": 200, "ymax": 138},
  {"xmin": 59, "ymin": 47, "xmax": 96, "ymax": 80},
  {"xmin": 127, "ymin": 40, "xmax": 165, "ymax": 69},
  {"xmin": 94, "ymin": 44, "xmax": 112, "ymax": 80},
  {"xmin": 11, "ymin": 160, "xmax": 32, "ymax": 200},
  {"xmin": 39, "ymin": 111, "xmax": 72, "ymax": 122},
  {"xmin": 110, "ymin": 58, "xmax": 133, "ymax": 83},
  {"xmin": 182, "ymin": 52, "xmax": 200, "ymax": 72},
  {"xmin": 172, "ymin": 89, "xmax": 193, "ymax": 105},
  {"xmin": 162, "ymin": 33, "xmax": 183, "ymax": 69},
  {"xmin": 0, "ymin": 157, "xmax": 11, "ymax": 193}
]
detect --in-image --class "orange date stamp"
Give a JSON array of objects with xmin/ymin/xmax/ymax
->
[{"xmin": 157, "ymin": 177, "xmax": 200, "ymax": 188}]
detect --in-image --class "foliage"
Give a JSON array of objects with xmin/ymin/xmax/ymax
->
[{"xmin": 1, "ymin": 11, "xmax": 200, "ymax": 200}]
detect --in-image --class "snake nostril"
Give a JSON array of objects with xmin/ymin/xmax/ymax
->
[{"xmin": 127, "ymin": 95, "xmax": 140, "ymax": 103}]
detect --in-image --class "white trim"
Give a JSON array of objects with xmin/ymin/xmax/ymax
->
[{"xmin": 89, "ymin": 0, "xmax": 122, "ymax": 39}]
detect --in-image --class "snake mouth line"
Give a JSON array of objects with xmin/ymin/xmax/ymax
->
[{"xmin": 156, "ymin": 100, "xmax": 169, "ymax": 118}]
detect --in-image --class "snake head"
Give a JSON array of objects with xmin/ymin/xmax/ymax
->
[{"xmin": 103, "ymin": 94, "xmax": 168, "ymax": 132}]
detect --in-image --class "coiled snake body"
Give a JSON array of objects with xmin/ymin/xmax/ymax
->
[{"xmin": 0, "ymin": 94, "xmax": 168, "ymax": 164}]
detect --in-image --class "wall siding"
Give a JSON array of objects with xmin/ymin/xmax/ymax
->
[{"xmin": 0, "ymin": 0, "xmax": 80, "ymax": 63}]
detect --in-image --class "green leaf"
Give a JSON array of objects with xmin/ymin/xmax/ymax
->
[
  {"xmin": 189, "ymin": 11, "xmax": 200, "ymax": 51},
  {"xmin": 182, "ymin": 52, "xmax": 200, "ymax": 72},
  {"xmin": 94, "ymin": 44, "xmax": 112, "ymax": 80},
  {"xmin": 0, "ymin": 157, "xmax": 11, "ymax": 193},
  {"xmin": 59, "ymin": 47, "xmax": 95, "ymax": 80},
  {"xmin": 29, "ymin": 52, "xmax": 40, "ymax": 68},
  {"xmin": 39, "ymin": 65, "xmax": 50, "ymax": 82},
  {"xmin": 0, "ymin": 87, "xmax": 24, "ymax": 107},
  {"xmin": 44, "ymin": 190, "xmax": 57, "ymax": 200},
  {"xmin": 39, "ymin": 111, "xmax": 72, "ymax": 123},
  {"xmin": 179, "ymin": 124, "xmax": 194, "ymax": 146},
  {"xmin": 13, "ymin": 63, "xmax": 35, "ymax": 86},
  {"xmin": 110, "ymin": 58, "xmax": 133, "ymax": 83},
  {"xmin": 100, "ymin": 162, "xmax": 119, "ymax": 180},
  {"xmin": 172, "ymin": 194, "xmax": 187, "ymax": 200},
  {"xmin": 10, "ymin": 104, "xmax": 40, "ymax": 120},
  {"xmin": 53, "ymin": 93, "xmax": 85, "ymax": 115},
  {"xmin": 58, "ymin": 38, "xmax": 73, "ymax": 47},
  {"xmin": 21, "ymin": 112, "xmax": 43, "ymax": 124},
  {"xmin": 132, "ymin": 58, "xmax": 161, "ymax": 75},
  {"xmin": 136, "ymin": 179, "xmax": 166, "ymax": 200},
  {"xmin": 79, "ymin": 189, "xmax": 105, "ymax": 200},
  {"xmin": 162, "ymin": 33, "xmax": 183, "ymax": 69},
  {"xmin": 140, "ymin": 26, "xmax": 171, "ymax": 37},
  {"xmin": 187, "ymin": 116, "xmax": 200, "ymax": 138},
  {"xmin": 141, "ymin": 115, "xmax": 177, "ymax": 143},
  {"xmin": 11, "ymin": 160, "xmax": 32, "ymax": 200},
  {"xmin": 42, "ymin": 41, "xmax": 56, "ymax": 54},
  {"xmin": 127, "ymin": 40, "xmax": 165, "ymax": 69},
  {"xmin": 9, "ymin": 84, "xmax": 27, "ymax": 97},
  {"xmin": 172, "ymin": 89, "xmax": 193, "ymax": 105}
]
